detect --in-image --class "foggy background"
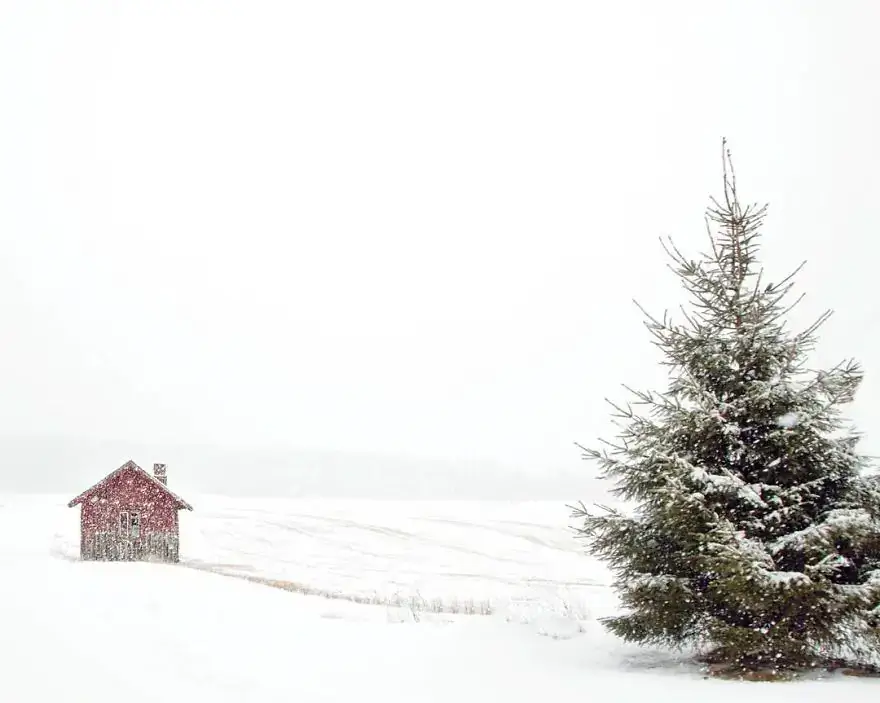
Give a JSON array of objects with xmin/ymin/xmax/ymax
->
[{"xmin": 0, "ymin": 1, "xmax": 878, "ymax": 498}]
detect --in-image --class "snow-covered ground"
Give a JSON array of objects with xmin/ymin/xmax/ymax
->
[{"xmin": 0, "ymin": 494, "xmax": 874, "ymax": 701}]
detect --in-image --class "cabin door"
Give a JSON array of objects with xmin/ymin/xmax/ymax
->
[{"xmin": 118, "ymin": 510, "xmax": 142, "ymax": 560}]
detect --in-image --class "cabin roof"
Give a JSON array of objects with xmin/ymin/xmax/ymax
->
[{"xmin": 67, "ymin": 459, "xmax": 194, "ymax": 511}]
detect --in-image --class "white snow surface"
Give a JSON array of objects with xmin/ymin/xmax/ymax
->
[{"xmin": 1, "ymin": 494, "xmax": 874, "ymax": 701}]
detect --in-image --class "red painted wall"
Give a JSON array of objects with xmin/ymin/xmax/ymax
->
[{"xmin": 80, "ymin": 467, "xmax": 180, "ymax": 548}]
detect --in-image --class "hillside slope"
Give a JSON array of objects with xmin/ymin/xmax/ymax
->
[{"xmin": 0, "ymin": 495, "xmax": 873, "ymax": 701}]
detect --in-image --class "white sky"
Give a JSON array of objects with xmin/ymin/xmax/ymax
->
[{"xmin": 1, "ymin": 1, "xmax": 878, "ymax": 493}]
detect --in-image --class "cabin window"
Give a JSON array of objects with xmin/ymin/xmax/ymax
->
[{"xmin": 119, "ymin": 511, "xmax": 141, "ymax": 538}]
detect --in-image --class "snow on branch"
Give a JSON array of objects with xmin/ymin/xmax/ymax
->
[
  {"xmin": 688, "ymin": 460, "xmax": 768, "ymax": 509},
  {"xmin": 771, "ymin": 508, "xmax": 880, "ymax": 555}
]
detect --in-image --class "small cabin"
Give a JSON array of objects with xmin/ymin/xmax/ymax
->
[{"xmin": 67, "ymin": 459, "xmax": 193, "ymax": 563}]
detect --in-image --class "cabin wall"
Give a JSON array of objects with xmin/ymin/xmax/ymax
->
[
  {"xmin": 82, "ymin": 530, "xmax": 181, "ymax": 562},
  {"xmin": 79, "ymin": 468, "xmax": 182, "ymax": 562}
]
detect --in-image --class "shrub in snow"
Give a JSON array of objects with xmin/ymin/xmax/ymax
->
[{"xmin": 570, "ymin": 141, "xmax": 880, "ymax": 672}]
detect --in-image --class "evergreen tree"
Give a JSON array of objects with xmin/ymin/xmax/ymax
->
[{"xmin": 571, "ymin": 142, "xmax": 880, "ymax": 672}]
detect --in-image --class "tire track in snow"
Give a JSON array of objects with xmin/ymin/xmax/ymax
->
[
  {"xmin": 223, "ymin": 511, "xmax": 533, "ymax": 565},
  {"xmin": 414, "ymin": 516, "xmax": 578, "ymax": 552}
]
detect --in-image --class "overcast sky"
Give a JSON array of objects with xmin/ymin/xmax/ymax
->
[{"xmin": 0, "ymin": 1, "xmax": 878, "ymax": 495}]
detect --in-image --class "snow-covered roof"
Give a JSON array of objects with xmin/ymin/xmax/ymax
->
[{"xmin": 67, "ymin": 459, "xmax": 194, "ymax": 511}]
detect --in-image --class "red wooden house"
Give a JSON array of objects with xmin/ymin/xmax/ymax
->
[{"xmin": 68, "ymin": 460, "xmax": 193, "ymax": 562}]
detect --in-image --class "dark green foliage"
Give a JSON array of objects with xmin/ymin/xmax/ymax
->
[{"xmin": 571, "ymin": 141, "xmax": 880, "ymax": 669}]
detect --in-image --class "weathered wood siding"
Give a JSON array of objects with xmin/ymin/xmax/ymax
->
[{"xmin": 82, "ymin": 532, "xmax": 181, "ymax": 562}]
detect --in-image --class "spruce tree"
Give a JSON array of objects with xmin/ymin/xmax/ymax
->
[{"xmin": 571, "ymin": 142, "xmax": 880, "ymax": 672}]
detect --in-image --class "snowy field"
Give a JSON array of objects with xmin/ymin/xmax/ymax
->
[{"xmin": 0, "ymin": 494, "xmax": 875, "ymax": 701}]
